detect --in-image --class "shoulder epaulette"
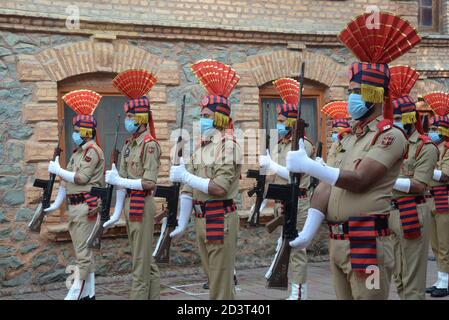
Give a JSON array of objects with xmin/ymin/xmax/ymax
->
[{"xmin": 415, "ymin": 135, "xmax": 438, "ymax": 159}]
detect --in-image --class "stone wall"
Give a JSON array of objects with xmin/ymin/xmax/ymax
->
[
  {"xmin": 0, "ymin": 0, "xmax": 419, "ymax": 34},
  {"xmin": 1, "ymin": 0, "xmax": 449, "ymax": 289},
  {"xmin": 0, "ymin": 30, "xmax": 345, "ymax": 288}
]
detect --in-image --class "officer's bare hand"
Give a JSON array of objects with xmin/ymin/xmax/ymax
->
[{"xmin": 142, "ymin": 180, "xmax": 156, "ymax": 195}]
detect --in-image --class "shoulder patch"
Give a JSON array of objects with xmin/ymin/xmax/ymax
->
[
  {"xmin": 380, "ymin": 135, "xmax": 395, "ymax": 148},
  {"xmin": 84, "ymin": 155, "xmax": 92, "ymax": 162}
]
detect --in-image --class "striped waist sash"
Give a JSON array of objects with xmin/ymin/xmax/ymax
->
[
  {"xmin": 193, "ymin": 199, "xmax": 236, "ymax": 244},
  {"xmin": 126, "ymin": 189, "xmax": 150, "ymax": 222},
  {"xmin": 391, "ymin": 196, "xmax": 424, "ymax": 239},
  {"xmin": 328, "ymin": 215, "xmax": 390, "ymax": 276},
  {"xmin": 430, "ymin": 186, "xmax": 449, "ymax": 214},
  {"xmin": 67, "ymin": 192, "xmax": 99, "ymax": 221}
]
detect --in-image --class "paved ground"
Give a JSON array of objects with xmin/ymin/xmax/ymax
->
[{"xmin": 1, "ymin": 258, "xmax": 448, "ymax": 300}]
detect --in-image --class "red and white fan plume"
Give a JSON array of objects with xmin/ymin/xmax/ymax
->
[
  {"xmin": 389, "ymin": 66, "xmax": 420, "ymax": 100},
  {"xmin": 338, "ymin": 12, "xmax": 421, "ymax": 64},
  {"xmin": 191, "ymin": 59, "xmax": 240, "ymax": 98},
  {"xmin": 321, "ymin": 101, "xmax": 349, "ymax": 119},
  {"xmin": 62, "ymin": 89, "xmax": 102, "ymax": 115},
  {"xmin": 273, "ymin": 78, "xmax": 300, "ymax": 105},
  {"xmin": 424, "ymin": 92, "xmax": 449, "ymax": 116},
  {"xmin": 112, "ymin": 69, "xmax": 158, "ymax": 98}
]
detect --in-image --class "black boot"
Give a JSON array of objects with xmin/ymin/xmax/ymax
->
[
  {"xmin": 430, "ymin": 288, "xmax": 449, "ymax": 298},
  {"xmin": 203, "ymin": 281, "xmax": 209, "ymax": 290},
  {"xmin": 426, "ymin": 286, "xmax": 437, "ymax": 294},
  {"xmin": 234, "ymin": 275, "xmax": 238, "ymax": 286}
]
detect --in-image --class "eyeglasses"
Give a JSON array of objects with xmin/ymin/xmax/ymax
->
[{"xmin": 347, "ymin": 88, "xmax": 361, "ymax": 95}]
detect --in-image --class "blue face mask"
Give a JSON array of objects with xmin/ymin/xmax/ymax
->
[
  {"xmin": 125, "ymin": 118, "xmax": 138, "ymax": 134},
  {"xmin": 429, "ymin": 131, "xmax": 441, "ymax": 143},
  {"xmin": 200, "ymin": 117, "xmax": 214, "ymax": 135},
  {"xmin": 331, "ymin": 133, "xmax": 339, "ymax": 142},
  {"xmin": 348, "ymin": 93, "xmax": 370, "ymax": 120},
  {"xmin": 72, "ymin": 132, "xmax": 84, "ymax": 146},
  {"xmin": 277, "ymin": 123, "xmax": 289, "ymax": 138},
  {"xmin": 394, "ymin": 121, "xmax": 404, "ymax": 130}
]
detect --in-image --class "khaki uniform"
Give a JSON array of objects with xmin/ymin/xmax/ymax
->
[
  {"xmin": 327, "ymin": 135, "xmax": 350, "ymax": 168},
  {"xmin": 118, "ymin": 131, "xmax": 161, "ymax": 300},
  {"xmin": 182, "ymin": 134, "xmax": 242, "ymax": 300},
  {"xmin": 327, "ymin": 115, "xmax": 408, "ymax": 299},
  {"xmin": 389, "ymin": 131, "xmax": 438, "ymax": 299},
  {"xmin": 66, "ymin": 140, "xmax": 105, "ymax": 280},
  {"xmin": 272, "ymin": 137, "xmax": 313, "ymax": 285},
  {"xmin": 429, "ymin": 142, "xmax": 449, "ymax": 274}
]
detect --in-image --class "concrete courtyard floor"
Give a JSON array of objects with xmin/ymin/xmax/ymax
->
[{"xmin": 1, "ymin": 259, "xmax": 448, "ymax": 300}]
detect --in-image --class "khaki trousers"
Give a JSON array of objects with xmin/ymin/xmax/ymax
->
[
  {"xmin": 389, "ymin": 203, "xmax": 430, "ymax": 300},
  {"xmin": 329, "ymin": 235, "xmax": 394, "ymax": 300},
  {"xmin": 290, "ymin": 198, "xmax": 309, "ymax": 284},
  {"xmin": 67, "ymin": 203, "xmax": 95, "ymax": 280},
  {"xmin": 430, "ymin": 210, "xmax": 449, "ymax": 274},
  {"xmin": 125, "ymin": 196, "xmax": 160, "ymax": 300},
  {"xmin": 195, "ymin": 211, "xmax": 239, "ymax": 300}
]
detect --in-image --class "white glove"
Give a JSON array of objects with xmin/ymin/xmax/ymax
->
[
  {"xmin": 105, "ymin": 164, "xmax": 143, "ymax": 190},
  {"xmin": 170, "ymin": 157, "xmax": 210, "ymax": 194},
  {"xmin": 170, "ymin": 194, "xmax": 193, "ymax": 238},
  {"xmin": 48, "ymin": 156, "xmax": 75, "ymax": 183},
  {"xmin": 433, "ymin": 170, "xmax": 443, "ymax": 182},
  {"xmin": 44, "ymin": 186, "xmax": 66, "ymax": 212},
  {"xmin": 315, "ymin": 157, "xmax": 326, "ymax": 166},
  {"xmin": 286, "ymin": 139, "xmax": 340, "ymax": 186},
  {"xmin": 103, "ymin": 188, "xmax": 126, "ymax": 229},
  {"xmin": 289, "ymin": 208, "xmax": 325, "ymax": 249},
  {"xmin": 259, "ymin": 150, "xmax": 290, "ymax": 180},
  {"xmin": 393, "ymin": 178, "xmax": 411, "ymax": 193}
]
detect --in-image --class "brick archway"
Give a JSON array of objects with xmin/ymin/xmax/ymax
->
[{"xmin": 17, "ymin": 38, "xmax": 180, "ymax": 208}]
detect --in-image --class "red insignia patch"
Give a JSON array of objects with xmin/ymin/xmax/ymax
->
[
  {"xmin": 85, "ymin": 156, "xmax": 92, "ymax": 162},
  {"xmin": 148, "ymin": 146, "xmax": 155, "ymax": 154},
  {"xmin": 201, "ymin": 96, "xmax": 209, "ymax": 106},
  {"xmin": 381, "ymin": 136, "xmax": 395, "ymax": 147}
]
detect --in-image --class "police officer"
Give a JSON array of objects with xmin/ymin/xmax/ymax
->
[
  {"xmin": 169, "ymin": 60, "xmax": 242, "ymax": 300},
  {"xmin": 388, "ymin": 66, "xmax": 438, "ymax": 300},
  {"xmin": 46, "ymin": 89, "xmax": 105, "ymax": 300},
  {"xmin": 424, "ymin": 92, "xmax": 449, "ymax": 298},
  {"xmin": 285, "ymin": 12, "xmax": 421, "ymax": 299},
  {"xmin": 259, "ymin": 78, "xmax": 313, "ymax": 300},
  {"xmin": 321, "ymin": 101, "xmax": 351, "ymax": 168},
  {"xmin": 104, "ymin": 69, "xmax": 161, "ymax": 300}
]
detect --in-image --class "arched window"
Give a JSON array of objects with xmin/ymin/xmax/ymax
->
[{"xmin": 419, "ymin": 0, "xmax": 440, "ymax": 32}]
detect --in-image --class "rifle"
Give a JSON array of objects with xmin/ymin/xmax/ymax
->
[
  {"xmin": 28, "ymin": 125, "xmax": 63, "ymax": 232},
  {"xmin": 309, "ymin": 141, "xmax": 323, "ymax": 194},
  {"xmin": 247, "ymin": 104, "xmax": 271, "ymax": 227},
  {"xmin": 152, "ymin": 95, "xmax": 186, "ymax": 264},
  {"xmin": 266, "ymin": 62, "xmax": 306, "ymax": 290},
  {"xmin": 85, "ymin": 115, "xmax": 121, "ymax": 249}
]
